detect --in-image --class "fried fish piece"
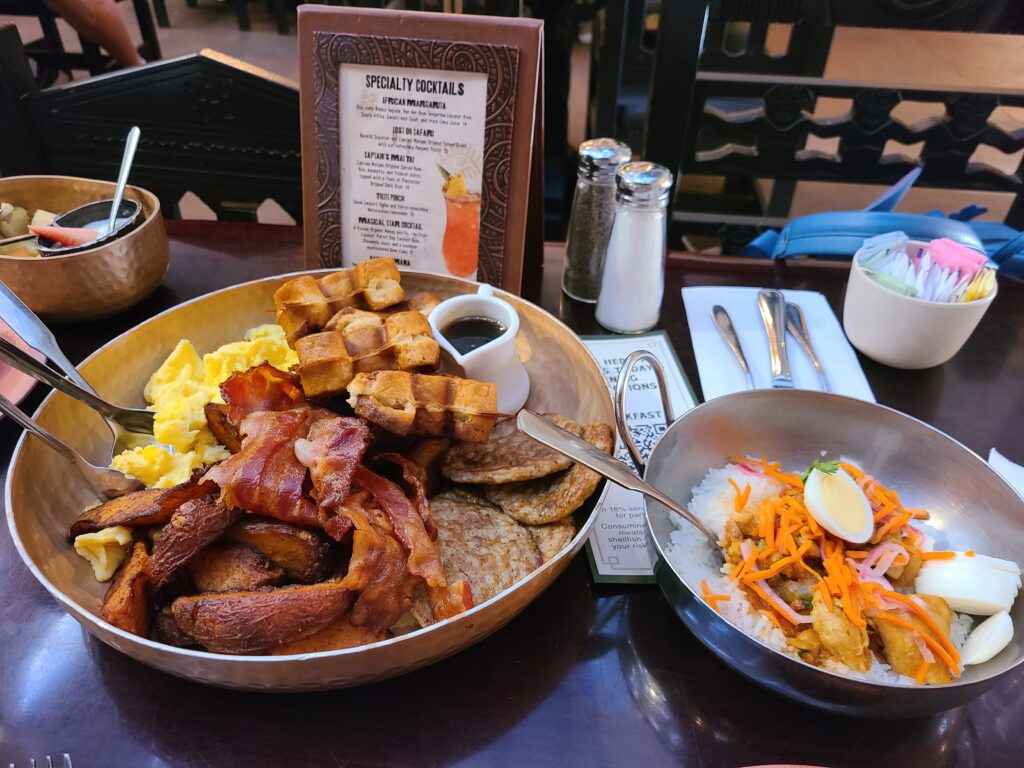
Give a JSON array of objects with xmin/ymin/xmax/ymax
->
[
  {"xmin": 171, "ymin": 581, "xmax": 353, "ymax": 655},
  {"xmin": 442, "ymin": 415, "xmax": 582, "ymax": 484},
  {"xmin": 222, "ymin": 518, "xmax": 332, "ymax": 583},
  {"xmin": 874, "ymin": 594, "xmax": 954, "ymax": 684},
  {"xmin": 187, "ymin": 542, "xmax": 285, "ymax": 593},
  {"xmin": 68, "ymin": 480, "xmax": 215, "ymax": 540},
  {"xmin": 527, "ymin": 518, "xmax": 577, "ymax": 563},
  {"xmin": 145, "ymin": 498, "xmax": 241, "ymax": 591},
  {"xmin": 483, "ymin": 422, "xmax": 613, "ymax": 524},
  {"xmin": 100, "ymin": 540, "xmax": 151, "ymax": 636},
  {"xmin": 410, "ymin": 492, "xmax": 541, "ymax": 627},
  {"xmin": 810, "ymin": 590, "xmax": 871, "ymax": 672}
]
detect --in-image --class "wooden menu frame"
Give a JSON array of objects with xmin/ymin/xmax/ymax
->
[{"xmin": 298, "ymin": 6, "xmax": 542, "ymax": 293}]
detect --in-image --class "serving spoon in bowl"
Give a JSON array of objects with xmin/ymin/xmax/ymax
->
[
  {"xmin": 516, "ymin": 410, "xmax": 722, "ymax": 557},
  {"xmin": 0, "ymin": 391, "xmax": 141, "ymax": 498}
]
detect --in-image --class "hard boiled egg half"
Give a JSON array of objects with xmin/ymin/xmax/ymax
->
[{"xmin": 803, "ymin": 463, "xmax": 874, "ymax": 544}]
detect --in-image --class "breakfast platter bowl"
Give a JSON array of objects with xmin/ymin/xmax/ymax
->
[
  {"xmin": 5, "ymin": 270, "xmax": 614, "ymax": 691},
  {"xmin": 619, "ymin": 355, "xmax": 1024, "ymax": 719},
  {"xmin": 0, "ymin": 175, "xmax": 168, "ymax": 321}
]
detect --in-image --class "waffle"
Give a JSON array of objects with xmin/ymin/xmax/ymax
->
[
  {"xmin": 323, "ymin": 291, "xmax": 442, "ymax": 330},
  {"xmin": 294, "ymin": 310, "xmax": 440, "ymax": 397},
  {"xmin": 273, "ymin": 258, "xmax": 407, "ymax": 344},
  {"xmin": 347, "ymin": 370, "xmax": 499, "ymax": 443}
]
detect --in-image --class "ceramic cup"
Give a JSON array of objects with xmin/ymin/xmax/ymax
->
[
  {"xmin": 429, "ymin": 284, "xmax": 530, "ymax": 413},
  {"xmin": 843, "ymin": 240, "xmax": 997, "ymax": 369}
]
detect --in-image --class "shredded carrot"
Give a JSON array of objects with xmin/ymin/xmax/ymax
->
[
  {"xmin": 840, "ymin": 462, "xmax": 864, "ymax": 481},
  {"xmin": 748, "ymin": 580, "xmax": 801, "ymax": 625},
  {"xmin": 914, "ymin": 659, "xmax": 930, "ymax": 684},
  {"xmin": 700, "ymin": 578, "xmax": 732, "ymax": 613},
  {"xmin": 846, "ymin": 550, "xmax": 870, "ymax": 559},
  {"xmin": 921, "ymin": 551, "xmax": 956, "ymax": 561},
  {"xmin": 906, "ymin": 508, "xmax": 930, "ymax": 520},
  {"xmin": 966, "ymin": 550, "xmax": 975, "ymax": 557},
  {"xmin": 871, "ymin": 511, "xmax": 912, "ymax": 544}
]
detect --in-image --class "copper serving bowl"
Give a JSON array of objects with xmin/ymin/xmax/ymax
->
[
  {"xmin": 5, "ymin": 271, "xmax": 614, "ymax": 691},
  {"xmin": 0, "ymin": 175, "xmax": 169, "ymax": 321}
]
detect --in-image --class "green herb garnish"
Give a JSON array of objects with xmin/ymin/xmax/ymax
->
[
  {"xmin": 436, "ymin": 164, "xmax": 451, "ymax": 181},
  {"xmin": 757, "ymin": 538, "xmax": 766, "ymax": 551},
  {"xmin": 800, "ymin": 458, "xmax": 839, "ymax": 485}
]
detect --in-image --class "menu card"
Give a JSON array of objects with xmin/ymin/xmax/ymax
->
[
  {"xmin": 338, "ymin": 64, "xmax": 488, "ymax": 278},
  {"xmin": 582, "ymin": 331, "xmax": 698, "ymax": 584}
]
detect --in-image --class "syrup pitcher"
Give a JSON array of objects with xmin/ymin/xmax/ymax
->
[{"xmin": 428, "ymin": 284, "xmax": 530, "ymax": 413}]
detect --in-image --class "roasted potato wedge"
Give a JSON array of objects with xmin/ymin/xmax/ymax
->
[
  {"xmin": 223, "ymin": 518, "xmax": 332, "ymax": 583},
  {"xmin": 69, "ymin": 480, "xmax": 215, "ymax": 539},
  {"xmin": 172, "ymin": 581, "xmax": 353, "ymax": 654},
  {"xmin": 146, "ymin": 498, "xmax": 240, "ymax": 591},
  {"xmin": 152, "ymin": 606, "xmax": 198, "ymax": 648},
  {"xmin": 187, "ymin": 542, "xmax": 285, "ymax": 593},
  {"xmin": 204, "ymin": 403, "xmax": 243, "ymax": 453},
  {"xmin": 270, "ymin": 616, "xmax": 387, "ymax": 655},
  {"xmin": 99, "ymin": 540, "xmax": 151, "ymax": 636}
]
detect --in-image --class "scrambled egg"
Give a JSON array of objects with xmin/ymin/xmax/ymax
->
[
  {"xmin": 111, "ymin": 324, "xmax": 298, "ymax": 489},
  {"xmin": 74, "ymin": 525, "xmax": 132, "ymax": 581}
]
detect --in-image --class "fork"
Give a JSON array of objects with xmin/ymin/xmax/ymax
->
[
  {"xmin": 0, "ymin": 391, "xmax": 141, "ymax": 498},
  {"xmin": 7, "ymin": 753, "xmax": 73, "ymax": 768}
]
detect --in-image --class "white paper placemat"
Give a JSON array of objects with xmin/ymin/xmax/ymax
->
[
  {"xmin": 681, "ymin": 286, "xmax": 875, "ymax": 403},
  {"xmin": 582, "ymin": 331, "xmax": 697, "ymax": 584}
]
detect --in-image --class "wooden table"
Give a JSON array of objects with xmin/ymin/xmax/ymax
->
[{"xmin": 1, "ymin": 221, "xmax": 1022, "ymax": 767}]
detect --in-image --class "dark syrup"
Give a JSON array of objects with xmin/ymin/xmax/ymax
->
[{"xmin": 441, "ymin": 315, "xmax": 508, "ymax": 354}]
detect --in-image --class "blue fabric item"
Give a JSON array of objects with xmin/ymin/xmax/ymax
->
[{"xmin": 742, "ymin": 167, "xmax": 1024, "ymax": 280}]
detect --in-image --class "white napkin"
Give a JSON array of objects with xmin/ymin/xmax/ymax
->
[
  {"xmin": 989, "ymin": 449, "xmax": 1024, "ymax": 495},
  {"xmin": 681, "ymin": 286, "xmax": 875, "ymax": 402}
]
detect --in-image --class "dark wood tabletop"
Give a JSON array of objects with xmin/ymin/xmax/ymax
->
[{"xmin": 1, "ymin": 221, "xmax": 1022, "ymax": 768}]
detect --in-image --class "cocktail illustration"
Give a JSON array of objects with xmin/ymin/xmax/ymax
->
[{"xmin": 439, "ymin": 164, "xmax": 481, "ymax": 277}]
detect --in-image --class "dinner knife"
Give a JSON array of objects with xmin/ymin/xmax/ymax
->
[
  {"xmin": 710, "ymin": 305, "xmax": 754, "ymax": 390},
  {"xmin": 756, "ymin": 289, "xmax": 794, "ymax": 389},
  {"xmin": 785, "ymin": 302, "xmax": 831, "ymax": 393}
]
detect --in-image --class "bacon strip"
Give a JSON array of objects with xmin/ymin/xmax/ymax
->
[
  {"xmin": 353, "ymin": 465, "xmax": 446, "ymax": 590},
  {"xmin": 295, "ymin": 416, "xmax": 370, "ymax": 510},
  {"xmin": 221, "ymin": 363, "xmax": 306, "ymax": 428},
  {"xmin": 203, "ymin": 409, "xmax": 319, "ymax": 527},
  {"xmin": 338, "ymin": 492, "xmax": 411, "ymax": 631},
  {"xmin": 376, "ymin": 452, "xmax": 436, "ymax": 539}
]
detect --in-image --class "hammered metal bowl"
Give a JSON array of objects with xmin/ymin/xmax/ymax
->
[
  {"xmin": 0, "ymin": 175, "xmax": 168, "ymax": 321},
  {"xmin": 5, "ymin": 271, "xmax": 614, "ymax": 691},
  {"xmin": 640, "ymin": 390, "xmax": 1024, "ymax": 718}
]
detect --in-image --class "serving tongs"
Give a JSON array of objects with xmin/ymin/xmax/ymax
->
[
  {"xmin": 0, "ymin": 279, "xmax": 162, "ymax": 458},
  {"xmin": 517, "ymin": 410, "xmax": 722, "ymax": 558}
]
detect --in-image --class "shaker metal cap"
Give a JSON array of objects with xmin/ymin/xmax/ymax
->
[
  {"xmin": 578, "ymin": 138, "xmax": 632, "ymax": 179},
  {"xmin": 616, "ymin": 161, "xmax": 673, "ymax": 204}
]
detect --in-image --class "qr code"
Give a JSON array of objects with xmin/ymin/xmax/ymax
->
[{"xmin": 616, "ymin": 421, "xmax": 668, "ymax": 468}]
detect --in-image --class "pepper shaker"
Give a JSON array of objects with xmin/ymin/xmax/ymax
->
[
  {"xmin": 561, "ymin": 138, "xmax": 632, "ymax": 303},
  {"xmin": 595, "ymin": 162, "xmax": 673, "ymax": 334}
]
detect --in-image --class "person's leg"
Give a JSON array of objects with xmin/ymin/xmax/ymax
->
[{"xmin": 43, "ymin": 0, "xmax": 145, "ymax": 68}]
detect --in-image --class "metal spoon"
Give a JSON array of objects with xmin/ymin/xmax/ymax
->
[
  {"xmin": 0, "ymin": 279, "xmax": 165, "ymax": 458},
  {"xmin": 711, "ymin": 305, "xmax": 754, "ymax": 390},
  {"xmin": 107, "ymin": 125, "xmax": 141, "ymax": 236},
  {"xmin": 0, "ymin": 335, "xmax": 155, "ymax": 434},
  {"xmin": 516, "ymin": 410, "xmax": 722, "ymax": 555},
  {"xmin": 0, "ymin": 392, "xmax": 141, "ymax": 498}
]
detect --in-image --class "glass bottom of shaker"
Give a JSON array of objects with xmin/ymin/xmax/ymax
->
[
  {"xmin": 594, "ymin": 317, "xmax": 659, "ymax": 335},
  {"xmin": 561, "ymin": 283, "xmax": 598, "ymax": 304}
]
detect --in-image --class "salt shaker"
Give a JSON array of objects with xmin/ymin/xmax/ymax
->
[
  {"xmin": 595, "ymin": 161, "xmax": 673, "ymax": 334},
  {"xmin": 561, "ymin": 138, "xmax": 632, "ymax": 303}
]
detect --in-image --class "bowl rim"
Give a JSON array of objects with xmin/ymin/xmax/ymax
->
[
  {"xmin": 4, "ymin": 267, "xmax": 613, "ymax": 664},
  {"xmin": 851, "ymin": 239, "xmax": 998, "ymax": 310},
  {"xmin": 643, "ymin": 388, "xmax": 1024, "ymax": 691},
  {"xmin": 0, "ymin": 176, "xmax": 161, "ymax": 263}
]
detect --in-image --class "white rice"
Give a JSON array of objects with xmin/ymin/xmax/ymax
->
[{"xmin": 664, "ymin": 464, "xmax": 973, "ymax": 685}]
